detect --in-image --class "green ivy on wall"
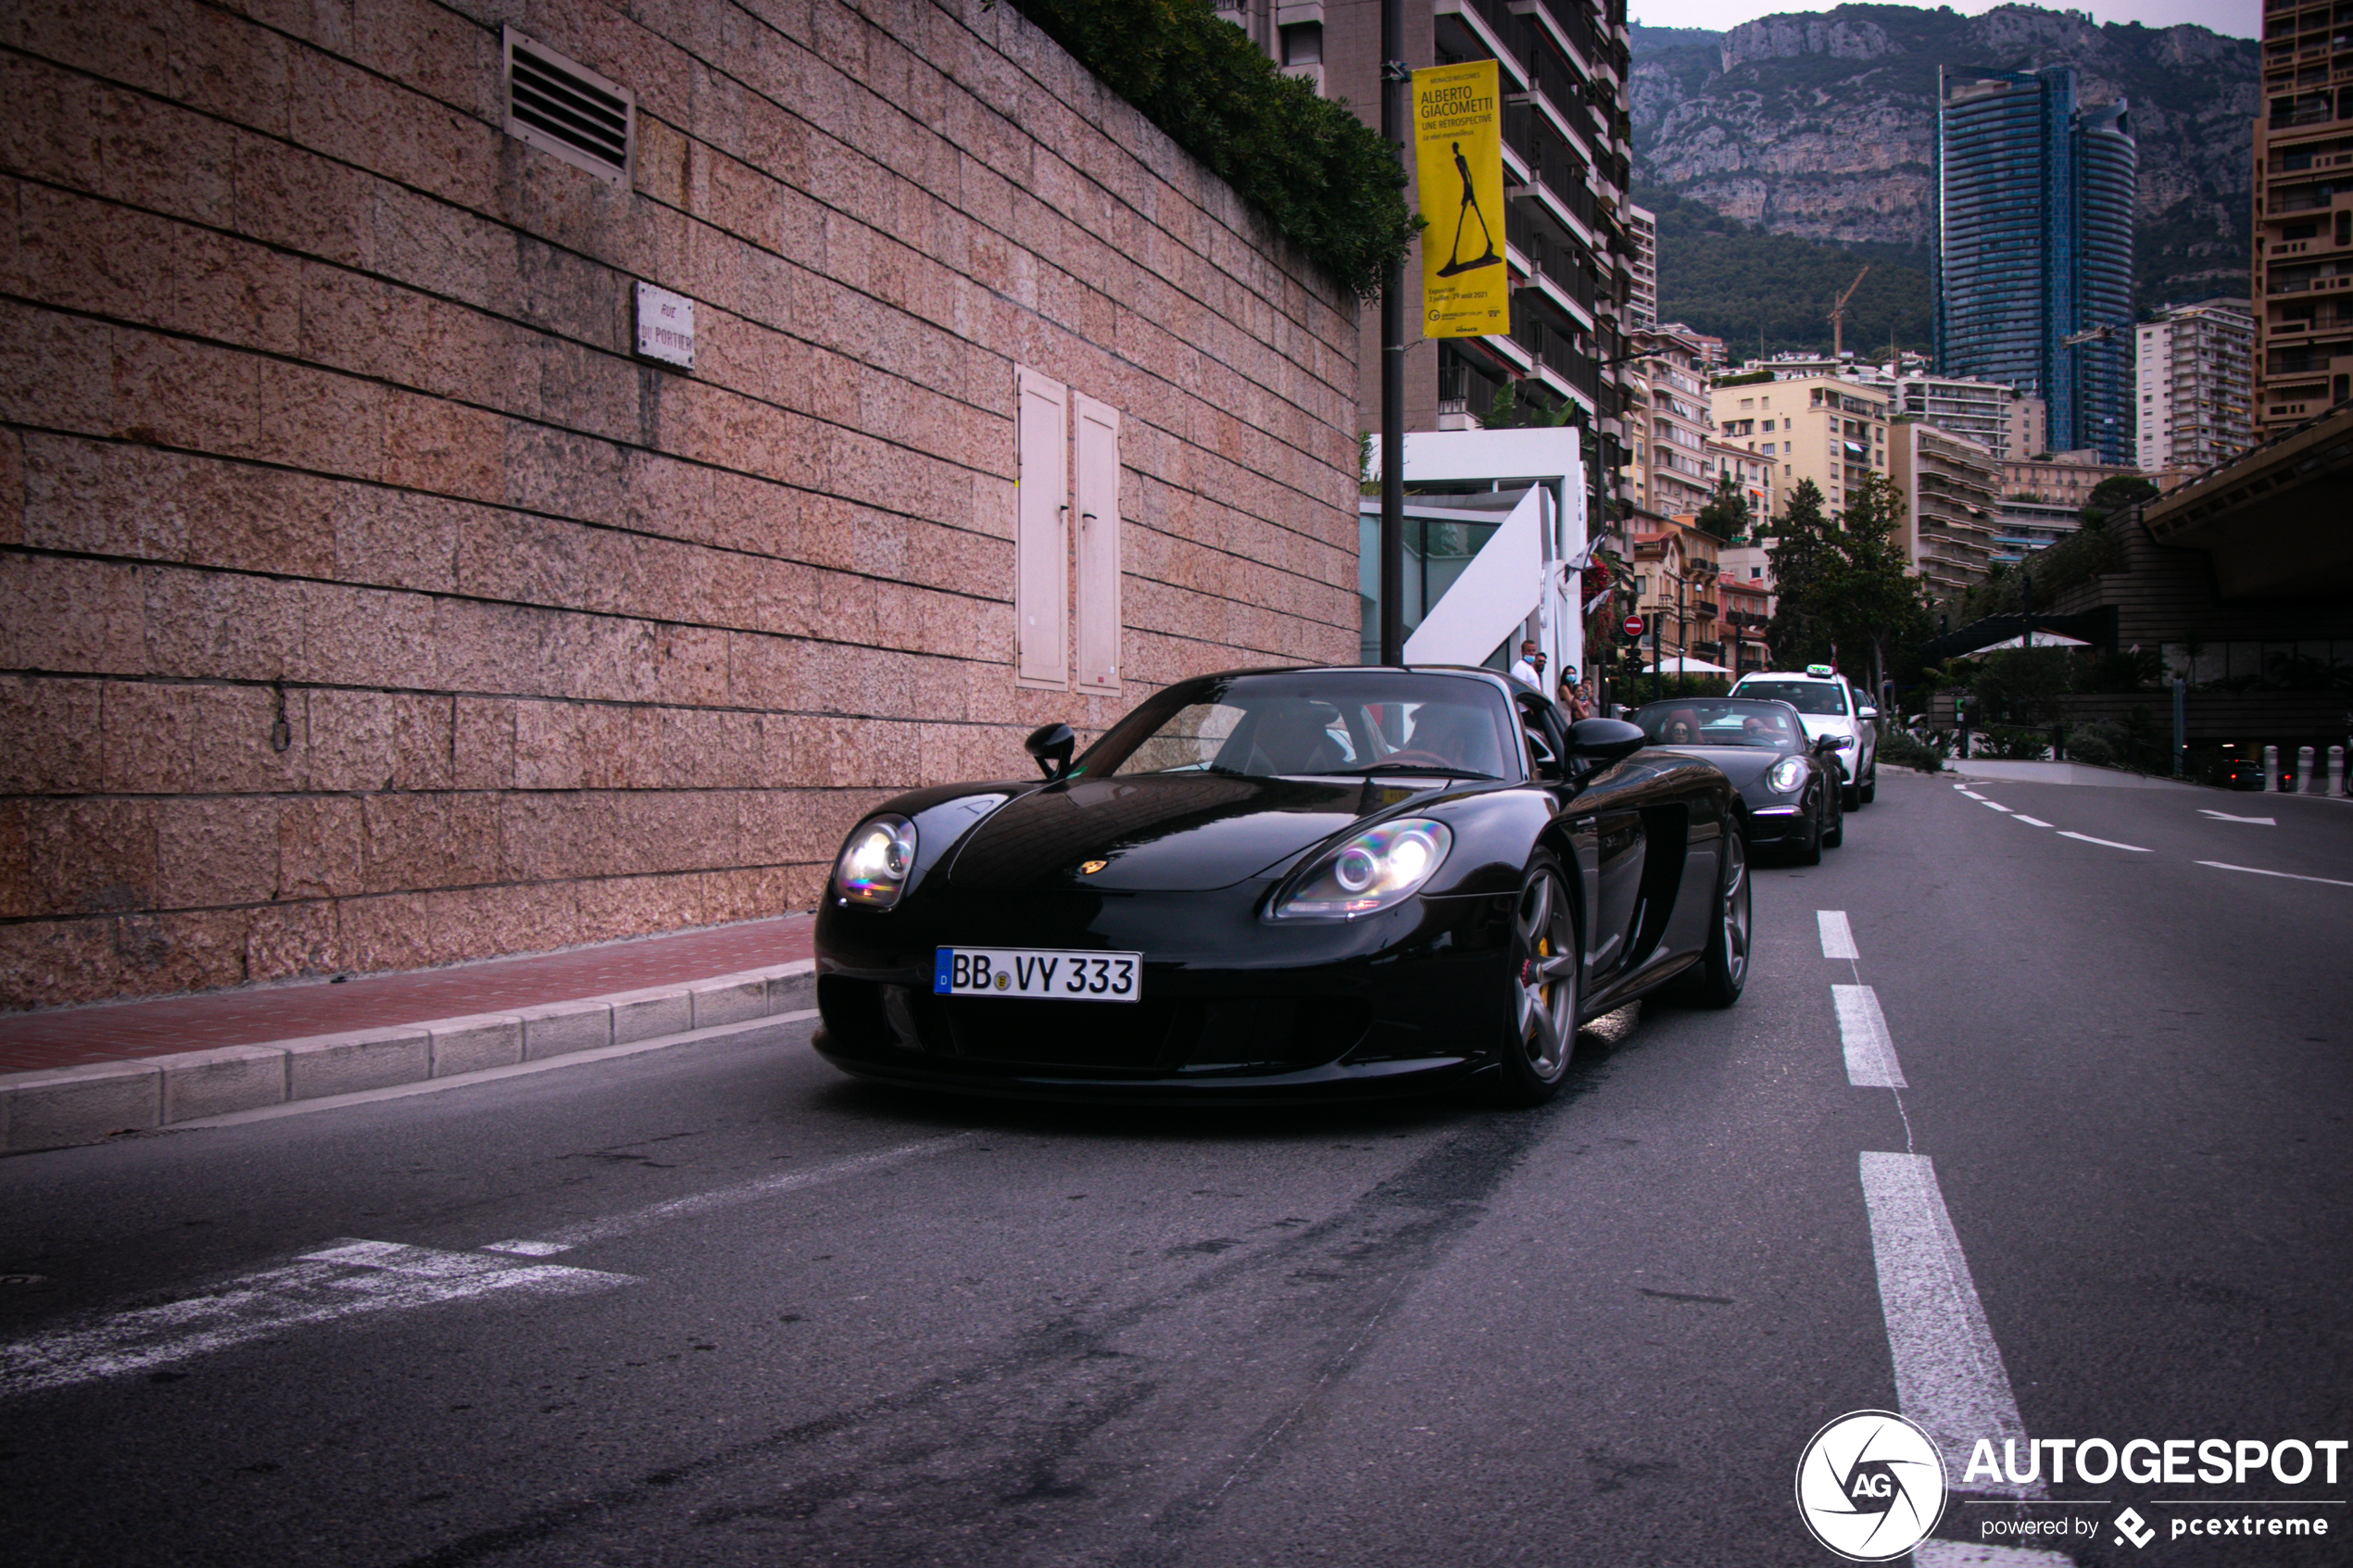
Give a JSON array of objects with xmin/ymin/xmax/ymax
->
[{"xmin": 992, "ymin": 0, "xmax": 1417, "ymax": 296}]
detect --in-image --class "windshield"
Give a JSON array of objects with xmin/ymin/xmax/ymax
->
[
  {"xmin": 1633, "ymin": 698, "xmax": 1808, "ymax": 753},
  {"xmin": 1733, "ymin": 679, "xmax": 1849, "ymax": 717},
  {"xmin": 1084, "ymin": 671, "xmax": 1519, "ymax": 781}
]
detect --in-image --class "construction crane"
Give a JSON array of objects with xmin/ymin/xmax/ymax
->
[
  {"xmin": 1829, "ymin": 266, "xmax": 1869, "ymax": 361},
  {"xmin": 2062, "ymin": 323, "xmax": 2120, "ymax": 347}
]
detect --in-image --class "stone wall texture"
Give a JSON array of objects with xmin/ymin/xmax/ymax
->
[{"xmin": 0, "ymin": 0, "xmax": 1362, "ymax": 1010}]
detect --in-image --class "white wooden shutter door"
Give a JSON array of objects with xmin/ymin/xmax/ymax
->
[
  {"xmin": 1072, "ymin": 394, "xmax": 1121, "ymax": 694},
  {"xmin": 1014, "ymin": 368, "xmax": 1069, "ymax": 688}
]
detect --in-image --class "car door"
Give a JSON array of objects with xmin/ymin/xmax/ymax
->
[{"xmin": 1525, "ymin": 693, "xmax": 1646, "ymax": 987}]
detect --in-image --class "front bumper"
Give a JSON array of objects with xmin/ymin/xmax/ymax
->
[
  {"xmin": 1741, "ymin": 801, "xmax": 1809, "ymax": 845},
  {"xmin": 812, "ymin": 879, "xmax": 1516, "ymax": 1101}
]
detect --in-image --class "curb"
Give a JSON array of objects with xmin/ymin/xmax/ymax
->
[{"xmin": 0, "ymin": 960, "xmax": 815, "ymax": 1155}]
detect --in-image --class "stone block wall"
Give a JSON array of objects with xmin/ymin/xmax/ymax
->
[{"xmin": 0, "ymin": 0, "xmax": 1361, "ymax": 1009}]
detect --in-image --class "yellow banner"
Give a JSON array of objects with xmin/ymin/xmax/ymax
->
[{"xmin": 1413, "ymin": 59, "xmax": 1508, "ymax": 340}]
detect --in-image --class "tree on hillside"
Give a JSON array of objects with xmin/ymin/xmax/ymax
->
[
  {"xmin": 1693, "ymin": 471, "xmax": 1751, "ymax": 542},
  {"xmin": 1765, "ymin": 481, "xmax": 1835, "ymax": 666}
]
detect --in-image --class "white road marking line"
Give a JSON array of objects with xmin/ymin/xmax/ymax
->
[
  {"xmin": 1818, "ymin": 910, "xmax": 1858, "ymax": 960},
  {"xmin": 1957, "ymin": 790, "xmax": 1985, "ymax": 800},
  {"xmin": 1859, "ymin": 1152, "xmax": 2040, "ymax": 1499},
  {"xmin": 1833, "ymin": 985, "xmax": 1906, "ymax": 1089},
  {"xmin": 2056, "ymin": 832, "xmax": 2148, "ymax": 852},
  {"xmin": 168, "ymin": 1011, "xmax": 820, "ymax": 1129},
  {"xmin": 1980, "ymin": 801, "xmax": 2012, "ymax": 812},
  {"xmin": 2199, "ymin": 809, "xmax": 2274, "ymax": 824},
  {"xmin": 0, "ymin": 1241, "xmax": 633, "ymax": 1398},
  {"xmin": 481, "ymin": 1240, "xmax": 572, "ymax": 1257},
  {"xmin": 2011, "ymin": 816, "xmax": 2053, "ymax": 828},
  {"xmin": 535, "ymin": 1134, "xmax": 976, "ymax": 1250},
  {"xmin": 2197, "ymin": 859, "xmax": 2353, "ymax": 889},
  {"xmin": 1914, "ymin": 1541, "xmax": 2075, "ymax": 1566}
]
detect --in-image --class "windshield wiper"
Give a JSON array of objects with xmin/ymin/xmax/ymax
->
[{"xmin": 1328, "ymin": 763, "xmax": 1498, "ymax": 779}]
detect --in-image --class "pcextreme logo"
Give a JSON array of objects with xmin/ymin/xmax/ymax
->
[{"xmin": 1794, "ymin": 1411, "xmax": 1948, "ymax": 1562}]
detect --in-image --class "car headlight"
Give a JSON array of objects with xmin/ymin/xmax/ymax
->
[
  {"xmin": 833, "ymin": 814, "xmax": 918, "ymax": 908},
  {"xmin": 1272, "ymin": 819, "xmax": 1452, "ymax": 920},
  {"xmin": 1768, "ymin": 757, "xmax": 1808, "ymax": 794}
]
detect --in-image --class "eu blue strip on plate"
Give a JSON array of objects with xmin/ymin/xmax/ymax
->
[{"xmin": 934, "ymin": 947, "xmax": 952, "ymax": 995}]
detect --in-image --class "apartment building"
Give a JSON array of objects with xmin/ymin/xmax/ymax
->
[
  {"xmin": 2003, "ymin": 451, "xmax": 2144, "ymax": 509},
  {"xmin": 1880, "ymin": 373, "xmax": 2047, "ymax": 465},
  {"xmin": 2251, "ymin": 0, "xmax": 2353, "ymax": 436},
  {"xmin": 1222, "ymin": 0, "xmax": 1643, "ymax": 514},
  {"xmin": 1933, "ymin": 65, "xmax": 2137, "ymax": 462},
  {"xmin": 1638, "ymin": 325, "xmax": 1718, "ymax": 517},
  {"xmin": 1712, "ymin": 373, "xmax": 1893, "ymax": 517},
  {"xmin": 1888, "ymin": 424, "xmax": 2001, "ymax": 596},
  {"xmin": 2135, "ymin": 299, "xmax": 2257, "ymax": 474},
  {"xmin": 1628, "ymin": 203, "xmax": 1659, "ymax": 330},
  {"xmin": 1629, "ymin": 521, "xmax": 1722, "ymax": 667}
]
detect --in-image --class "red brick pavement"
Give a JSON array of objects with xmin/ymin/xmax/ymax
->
[{"xmin": 0, "ymin": 916, "xmax": 816, "ymax": 1074}]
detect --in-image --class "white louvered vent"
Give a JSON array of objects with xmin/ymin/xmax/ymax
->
[{"xmin": 503, "ymin": 26, "xmax": 633, "ymax": 186}]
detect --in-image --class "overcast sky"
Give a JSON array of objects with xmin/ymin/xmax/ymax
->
[{"xmin": 1630, "ymin": 1, "xmax": 2259, "ymax": 41}]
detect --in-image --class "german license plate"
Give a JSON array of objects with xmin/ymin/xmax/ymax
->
[{"xmin": 934, "ymin": 947, "xmax": 1139, "ymax": 1002}]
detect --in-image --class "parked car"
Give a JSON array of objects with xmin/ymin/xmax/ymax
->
[
  {"xmin": 1631, "ymin": 696, "xmax": 1844, "ymax": 864},
  {"xmin": 1730, "ymin": 665, "xmax": 1880, "ymax": 809},
  {"xmin": 813, "ymin": 666, "xmax": 1749, "ymax": 1108}
]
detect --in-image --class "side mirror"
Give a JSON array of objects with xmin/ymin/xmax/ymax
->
[
  {"xmin": 1857, "ymin": 704, "xmax": 1880, "ymax": 722},
  {"xmin": 1565, "ymin": 717, "xmax": 1646, "ymax": 765},
  {"xmin": 1025, "ymin": 721, "xmax": 1076, "ymax": 781},
  {"xmin": 1814, "ymin": 734, "xmax": 1839, "ymax": 756}
]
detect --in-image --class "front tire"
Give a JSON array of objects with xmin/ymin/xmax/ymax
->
[
  {"xmin": 1793, "ymin": 799, "xmax": 1823, "ymax": 865},
  {"xmin": 1858, "ymin": 765, "xmax": 1877, "ymax": 806},
  {"xmin": 1491, "ymin": 852, "xmax": 1579, "ymax": 1107},
  {"xmin": 1823, "ymin": 782, "xmax": 1845, "ymax": 848},
  {"xmin": 1680, "ymin": 821, "xmax": 1751, "ymax": 1009}
]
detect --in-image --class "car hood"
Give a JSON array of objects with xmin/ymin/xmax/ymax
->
[
  {"xmin": 1794, "ymin": 715, "xmax": 1857, "ymax": 739},
  {"xmin": 941, "ymin": 773, "xmax": 1441, "ymax": 893}
]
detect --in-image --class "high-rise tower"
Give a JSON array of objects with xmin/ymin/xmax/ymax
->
[{"xmin": 1932, "ymin": 66, "xmax": 2137, "ymax": 463}]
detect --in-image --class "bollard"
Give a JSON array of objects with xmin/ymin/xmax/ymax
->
[
  {"xmin": 2300, "ymin": 745, "xmax": 2318, "ymax": 795},
  {"xmin": 2334, "ymin": 744, "xmax": 2347, "ymax": 798},
  {"xmin": 2264, "ymin": 744, "xmax": 2280, "ymax": 793}
]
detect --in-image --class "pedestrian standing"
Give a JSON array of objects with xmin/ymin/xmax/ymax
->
[
  {"xmin": 1557, "ymin": 667, "xmax": 1592, "ymax": 722},
  {"xmin": 1509, "ymin": 639, "xmax": 1542, "ymax": 688}
]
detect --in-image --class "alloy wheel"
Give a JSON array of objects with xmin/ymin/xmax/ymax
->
[{"xmin": 1512, "ymin": 868, "xmax": 1578, "ymax": 1081}]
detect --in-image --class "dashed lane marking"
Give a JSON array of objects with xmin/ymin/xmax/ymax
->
[
  {"xmin": 1914, "ymin": 1540, "xmax": 2074, "ymax": 1566},
  {"xmin": 1981, "ymin": 801, "xmax": 2012, "ymax": 812},
  {"xmin": 1859, "ymin": 1152, "xmax": 2041, "ymax": 1499},
  {"xmin": 0, "ymin": 1242, "xmax": 633, "ymax": 1398},
  {"xmin": 1818, "ymin": 910, "xmax": 1858, "ymax": 961},
  {"xmin": 2198, "ymin": 809, "xmax": 2275, "ymax": 825},
  {"xmin": 2011, "ymin": 816, "xmax": 2054, "ymax": 828},
  {"xmin": 2196, "ymin": 860, "xmax": 2353, "ymax": 890},
  {"xmin": 1833, "ymin": 985, "xmax": 1906, "ymax": 1089},
  {"xmin": 2057, "ymin": 832, "xmax": 2149, "ymax": 853}
]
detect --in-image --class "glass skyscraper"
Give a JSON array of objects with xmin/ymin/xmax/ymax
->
[{"xmin": 1932, "ymin": 67, "xmax": 2137, "ymax": 464}]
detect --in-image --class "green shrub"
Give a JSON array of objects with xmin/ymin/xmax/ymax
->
[
  {"xmin": 995, "ymin": 0, "xmax": 1417, "ymax": 295},
  {"xmin": 1878, "ymin": 727, "xmax": 1944, "ymax": 772},
  {"xmin": 2063, "ymin": 720, "xmax": 2130, "ymax": 769},
  {"xmin": 1982, "ymin": 725, "xmax": 2051, "ymax": 760}
]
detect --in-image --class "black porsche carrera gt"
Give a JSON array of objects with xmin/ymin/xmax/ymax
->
[
  {"xmin": 812, "ymin": 666, "xmax": 1749, "ymax": 1107},
  {"xmin": 1629, "ymin": 696, "xmax": 1845, "ymax": 865}
]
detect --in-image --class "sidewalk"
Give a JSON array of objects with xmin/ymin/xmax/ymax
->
[{"xmin": 0, "ymin": 915, "xmax": 817, "ymax": 1155}]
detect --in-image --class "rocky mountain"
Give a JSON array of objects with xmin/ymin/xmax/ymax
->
[{"xmin": 1629, "ymin": 4, "xmax": 2259, "ymax": 310}]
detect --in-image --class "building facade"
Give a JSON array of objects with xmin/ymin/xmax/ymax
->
[
  {"xmin": 0, "ymin": 0, "xmax": 1363, "ymax": 1009},
  {"xmin": 1639, "ymin": 326, "xmax": 1718, "ymax": 518},
  {"xmin": 1932, "ymin": 66, "xmax": 2137, "ymax": 463},
  {"xmin": 1627, "ymin": 203, "xmax": 1659, "ymax": 331},
  {"xmin": 2250, "ymin": 1, "xmax": 2353, "ymax": 439},
  {"xmin": 1711, "ymin": 374, "xmax": 1892, "ymax": 518},
  {"xmin": 1883, "ymin": 374, "xmax": 2047, "ymax": 465},
  {"xmin": 1225, "ymin": 0, "xmax": 1643, "ymax": 518},
  {"xmin": 1629, "ymin": 521, "xmax": 1721, "ymax": 669},
  {"xmin": 1887, "ymin": 424, "xmax": 2001, "ymax": 596},
  {"xmin": 2135, "ymin": 299, "xmax": 2257, "ymax": 475}
]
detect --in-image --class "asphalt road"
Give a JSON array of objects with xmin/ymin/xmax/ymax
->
[{"xmin": 3, "ymin": 769, "xmax": 2348, "ymax": 1567}]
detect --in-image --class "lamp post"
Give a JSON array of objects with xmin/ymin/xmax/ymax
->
[{"xmin": 1378, "ymin": 0, "xmax": 1405, "ymax": 666}]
